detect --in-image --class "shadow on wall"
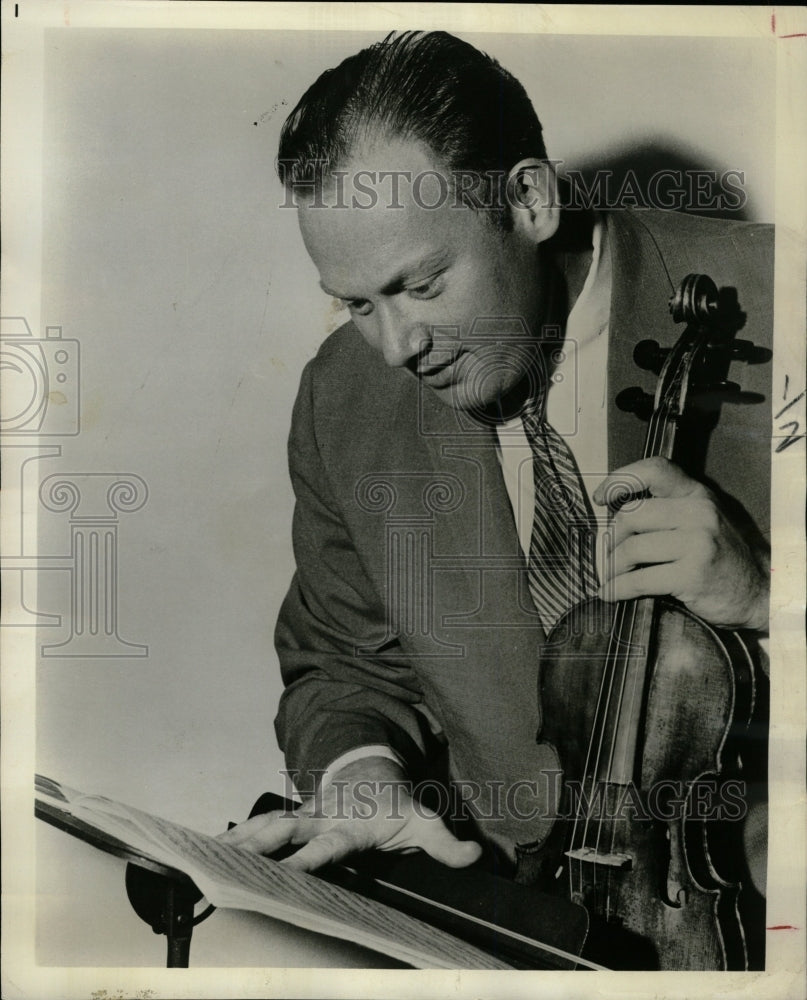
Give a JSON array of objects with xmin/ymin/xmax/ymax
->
[{"xmin": 561, "ymin": 143, "xmax": 753, "ymax": 221}]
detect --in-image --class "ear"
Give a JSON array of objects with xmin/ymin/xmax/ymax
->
[{"xmin": 506, "ymin": 158, "xmax": 560, "ymax": 244}]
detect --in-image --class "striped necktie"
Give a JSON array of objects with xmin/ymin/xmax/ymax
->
[{"xmin": 521, "ymin": 396, "xmax": 600, "ymax": 630}]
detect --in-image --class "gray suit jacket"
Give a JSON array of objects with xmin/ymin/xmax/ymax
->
[{"xmin": 274, "ymin": 208, "xmax": 773, "ymax": 867}]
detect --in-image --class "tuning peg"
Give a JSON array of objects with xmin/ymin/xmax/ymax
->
[
  {"xmin": 691, "ymin": 378, "xmax": 741, "ymax": 394},
  {"xmin": 709, "ymin": 339, "xmax": 772, "ymax": 365},
  {"xmin": 633, "ymin": 339, "xmax": 669, "ymax": 374},
  {"xmin": 616, "ymin": 386, "xmax": 654, "ymax": 420},
  {"xmin": 727, "ymin": 339, "xmax": 753, "ymax": 358}
]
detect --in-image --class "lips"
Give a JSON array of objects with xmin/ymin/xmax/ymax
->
[{"xmin": 415, "ymin": 351, "xmax": 463, "ymax": 384}]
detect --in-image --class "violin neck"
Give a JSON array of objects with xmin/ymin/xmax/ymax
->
[
  {"xmin": 643, "ymin": 396, "xmax": 679, "ymax": 462},
  {"xmin": 598, "ymin": 597, "xmax": 657, "ymax": 786},
  {"xmin": 601, "ymin": 396, "xmax": 679, "ymax": 784}
]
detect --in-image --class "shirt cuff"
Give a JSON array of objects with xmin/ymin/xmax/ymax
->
[{"xmin": 319, "ymin": 745, "xmax": 406, "ymax": 792}]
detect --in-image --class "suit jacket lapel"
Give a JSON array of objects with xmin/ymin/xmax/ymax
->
[
  {"xmin": 418, "ymin": 383, "xmax": 522, "ymax": 546},
  {"xmin": 414, "ymin": 384, "xmax": 528, "ymax": 634}
]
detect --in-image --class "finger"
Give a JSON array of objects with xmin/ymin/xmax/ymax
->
[
  {"xmin": 281, "ymin": 828, "xmax": 360, "ymax": 872},
  {"xmin": 599, "ymin": 561, "xmax": 688, "ymax": 603},
  {"xmin": 216, "ymin": 811, "xmax": 300, "ymax": 855},
  {"xmin": 603, "ymin": 529, "xmax": 683, "ymax": 580},
  {"xmin": 415, "ymin": 820, "xmax": 483, "ymax": 869},
  {"xmin": 384, "ymin": 804, "xmax": 483, "ymax": 868},
  {"xmin": 216, "ymin": 810, "xmax": 286, "ymax": 843},
  {"xmin": 594, "ymin": 457, "xmax": 705, "ymax": 506},
  {"xmin": 609, "ymin": 497, "xmax": 709, "ymax": 546}
]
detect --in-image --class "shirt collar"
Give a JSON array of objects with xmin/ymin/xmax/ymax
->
[{"xmin": 564, "ymin": 212, "xmax": 612, "ymax": 350}]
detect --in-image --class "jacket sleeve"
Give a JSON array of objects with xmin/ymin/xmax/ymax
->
[{"xmin": 273, "ymin": 358, "xmax": 439, "ymax": 797}]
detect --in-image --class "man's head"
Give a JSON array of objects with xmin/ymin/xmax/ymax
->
[
  {"xmin": 278, "ymin": 32, "xmax": 563, "ymax": 415},
  {"xmin": 277, "ymin": 31, "xmax": 548, "ymax": 229}
]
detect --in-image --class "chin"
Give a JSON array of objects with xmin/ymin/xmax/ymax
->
[{"xmin": 430, "ymin": 378, "xmax": 520, "ymax": 418}]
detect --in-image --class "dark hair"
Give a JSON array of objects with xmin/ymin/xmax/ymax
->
[{"xmin": 276, "ymin": 31, "xmax": 547, "ymax": 228}]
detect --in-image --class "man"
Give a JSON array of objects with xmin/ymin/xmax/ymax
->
[{"xmin": 221, "ymin": 30, "xmax": 770, "ymax": 939}]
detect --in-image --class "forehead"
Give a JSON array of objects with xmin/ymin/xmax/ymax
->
[{"xmin": 296, "ymin": 138, "xmax": 492, "ymax": 296}]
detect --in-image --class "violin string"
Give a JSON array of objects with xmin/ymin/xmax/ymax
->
[
  {"xmin": 602, "ymin": 600, "xmax": 640, "ymax": 915},
  {"xmin": 599, "ymin": 392, "xmax": 670, "ymax": 916},
  {"xmin": 571, "ymin": 377, "xmax": 662, "ymax": 902},
  {"xmin": 574, "ymin": 583, "xmax": 635, "ymax": 899},
  {"xmin": 570, "ymin": 458, "xmax": 654, "ymax": 886},
  {"xmin": 571, "ymin": 333, "xmax": 692, "ymax": 909},
  {"xmin": 598, "ymin": 519, "xmax": 652, "ymax": 914},
  {"xmin": 597, "ymin": 601, "xmax": 631, "ymax": 915},
  {"xmin": 605, "ymin": 353, "xmax": 690, "ymax": 916},
  {"xmin": 604, "ymin": 598, "xmax": 653, "ymax": 913},
  {"xmin": 607, "ymin": 380, "xmax": 677, "ymax": 830},
  {"xmin": 571, "ymin": 315, "xmax": 702, "ymax": 917},
  {"xmin": 570, "ymin": 589, "xmax": 625, "ymax": 898},
  {"xmin": 570, "ymin": 619, "xmax": 615, "ymax": 897}
]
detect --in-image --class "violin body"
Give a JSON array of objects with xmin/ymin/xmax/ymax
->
[{"xmin": 534, "ymin": 597, "xmax": 761, "ymax": 970}]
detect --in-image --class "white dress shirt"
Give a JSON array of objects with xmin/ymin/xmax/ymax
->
[{"xmin": 495, "ymin": 215, "xmax": 612, "ymax": 577}]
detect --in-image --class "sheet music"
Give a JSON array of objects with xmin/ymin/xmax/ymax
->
[{"xmin": 36, "ymin": 777, "xmax": 512, "ymax": 970}]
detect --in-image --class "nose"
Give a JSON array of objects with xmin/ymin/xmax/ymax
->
[{"xmin": 374, "ymin": 302, "xmax": 430, "ymax": 368}]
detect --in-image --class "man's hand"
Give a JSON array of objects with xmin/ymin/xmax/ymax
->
[
  {"xmin": 593, "ymin": 457, "xmax": 769, "ymax": 631},
  {"xmin": 217, "ymin": 756, "xmax": 482, "ymax": 873}
]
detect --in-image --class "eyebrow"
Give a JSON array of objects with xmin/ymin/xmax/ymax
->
[{"xmin": 319, "ymin": 249, "xmax": 450, "ymax": 301}]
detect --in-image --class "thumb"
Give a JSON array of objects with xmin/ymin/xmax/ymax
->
[{"xmin": 415, "ymin": 817, "xmax": 483, "ymax": 868}]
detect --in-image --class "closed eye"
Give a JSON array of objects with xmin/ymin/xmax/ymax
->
[
  {"xmin": 342, "ymin": 298, "xmax": 373, "ymax": 316},
  {"xmin": 405, "ymin": 272, "xmax": 445, "ymax": 300}
]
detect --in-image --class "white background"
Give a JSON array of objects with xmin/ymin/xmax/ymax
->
[
  {"xmin": 35, "ymin": 27, "xmax": 775, "ymax": 830},
  {"xmin": 2, "ymin": 2, "xmax": 804, "ymax": 995}
]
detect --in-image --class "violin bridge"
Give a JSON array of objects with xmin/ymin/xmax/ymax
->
[{"xmin": 564, "ymin": 846, "xmax": 633, "ymax": 870}]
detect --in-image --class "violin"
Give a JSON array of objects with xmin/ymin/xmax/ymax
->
[{"xmin": 533, "ymin": 274, "xmax": 768, "ymax": 970}]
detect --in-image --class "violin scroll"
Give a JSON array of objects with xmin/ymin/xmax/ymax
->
[{"xmin": 668, "ymin": 273, "xmax": 719, "ymax": 325}]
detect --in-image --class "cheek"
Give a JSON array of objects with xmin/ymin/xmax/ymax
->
[
  {"xmin": 468, "ymin": 253, "xmax": 532, "ymax": 321},
  {"xmin": 446, "ymin": 282, "xmax": 504, "ymax": 342},
  {"xmin": 353, "ymin": 318, "xmax": 383, "ymax": 355}
]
